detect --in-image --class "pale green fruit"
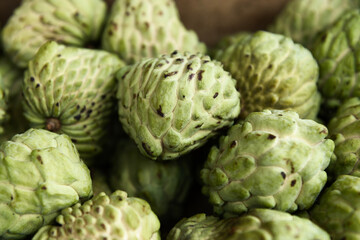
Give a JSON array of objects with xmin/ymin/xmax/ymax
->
[
  {"xmin": 326, "ymin": 97, "xmax": 360, "ymax": 178},
  {"xmin": 311, "ymin": 175, "xmax": 360, "ymax": 240},
  {"xmin": 312, "ymin": 9, "xmax": 360, "ymax": 109},
  {"xmin": 215, "ymin": 30, "xmax": 321, "ymax": 120},
  {"xmin": 201, "ymin": 110, "xmax": 334, "ymax": 218},
  {"xmin": 117, "ymin": 51, "xmax": 241, "ymax": 160},
  {"xmin": 22, "ymin": 41, "xmax": 125, "ymax": 159},
  {"xmin": 0, "ymin": 128, "xmax": 93, "ymax": 239},
  {"xmin": 211, "ymin": 32, "xmax": 252, "ymax": 57},
  {"xmin": 101, "ymin": 0, "xmax": 206, "ymax": 64},
  {"xmin": 1, "ymin": 0, "xmax": 106, "ymax": 68},
  {"xmin": 167, "ymin": 209, "xmax": 330, "ymax": 240},
  {"xmin": 109, "ymin": 140, "xmax": 192, "ymax": 220},
  {"xmin": 268, "ymin": 0, "xmax": 357, "ymax": 47},
  {"xmin": 32, "ymin": 190, "xmax": 161, "ymax": 240}
]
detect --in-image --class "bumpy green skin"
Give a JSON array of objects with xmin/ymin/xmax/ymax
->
[
  {"xmin": 312, "ymin": 9, "xmax": 360, "ymax": 109},
  {"xmin": 167, "ymin": 209, "xmax": 330, "ymax": 240},
  {"xmin": 1, "ymin": 0, "xmax": 106, "ymax": 68},
  {"xmin": 215, "ymin": 30, "xmax": 321, "ymax": 120},
  {"xmin": 101, "ymin": 0, "xmax": 206, "ymax": 64},
  {"xmin": 326, "ymin": 97, "xmax": 360, "ymax": 178},
  {"xmin": 22, "ymin": 41, "xmax": 125, "ymax": 159},
  {"xmin": 268, "ymin": 0, "xmax": 357, "ymax": 47},
  {"xmin": 117, "ymin": 51, "xmax": 241, "ymax": 160},
  {"xmin": 211, "ymin": 32, "xmax": 252, "ymax": 57},
  {"xmin": 32, "ymin": 190, "xmax": 161, "ymax": 240},
  {"xmin": 0, "ymin": 128, "xmax": 92, "ymax": 239},
  {"xmin": 201, "ymin": 110, "xmax": 334, "ymax": 218},
  {"xmin": 110, "ymin": 140, "xmax": 192, "ymax": 219},
  {"xmin": 310, "ymin": 175, "xmax": 360, "ymax": 240}
]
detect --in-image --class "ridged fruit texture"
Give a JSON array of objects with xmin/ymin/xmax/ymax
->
[
  {"xmin": 268, "ymin": 0, "xmax": 356, "ymax": 47},
  {"xmin": 32, "ymin": 190, "xmax": 161, "ymax": 240},
  {"xmin": 311, "ymin": 175, "xmax": 360, "ymax": 240},
  {"xmin": 327, "ymin": 97, "xmax": 360, "ymax": 178},
  {"xmin": 1, "ymin": 0, "xmax": 106, "ymax": 68},
  {"xmin": 22, "ymin": 41, "xmax": 125, "ymax": 159},
  {"xmin": 167, "ymin": 209, "xmax": 330, "ymax": 240},
  {"xmin": 215, "ymin": 30, "xmax": 321, "ymax": 120},
  {"xmin": 101, "ymin": 0, "xmax": 206, "ymax": 64},
  {"xmin": 201, "ymin": 110, "xmax": 334, "ymax": 218},
  {"xmin": 312, "ymin": 9, "xmax": 360, "ymax": 108},
  {"xmin": 110, "ymin": 140, "xmax": 192, "ymax": 219},
  {"xmin": 117, "ymin": 51, "xmax": 241, "ymax": 160},
  {"xmin": 0, "ymin": 128, "xmax": 92, "ymax": 239}
]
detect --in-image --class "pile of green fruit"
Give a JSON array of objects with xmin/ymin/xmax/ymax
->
[{"xmin": 1, "ymin": 0, "xmax": 360, "ymax": 239}]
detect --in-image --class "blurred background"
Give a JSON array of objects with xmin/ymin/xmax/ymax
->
[{"xmin": 0, "ymin": 0, "xmax": 290, "ymax": 46}]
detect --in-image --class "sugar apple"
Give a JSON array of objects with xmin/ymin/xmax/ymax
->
[
  {"xmin": 310, "ymin": 175, "xmax": 360, "ymax": 240},
  {"xmin": 101, "ymin": 0, "xmax": 206, "ymax": 64},
  {"xmin": 32, "ymin": 190, "xmax": 161, "ymax": 240},
  {"xmin": 22, "ymin": 41, "xmax": 125, "ymax": 159},
  {"xmin": 215, "ymin": 30, "xmax": 321, "ymax": 120},
  {"xmin": 326, "ymin": 97, "xmax": 360, "ymax": 179},
  {"xmin": 109, "ymin": 140, "xmax": 193, "ymax": 220},
  {"xmin": 201, "ymin": 110, "xmax": 334, "ymax": 218},
  {"xmin": 117, "ymin": 51, "xmax": 241, "ymax": 160},
  {"xmin": 268, "ymin": 0, "xmax": 357, "ymax": 47},
  {"xmin": 0, "ymin": 128, "xmax": 93, "ymax": 239},
  {"xmin": 1, "ymin": 0, "xmax": 106, "ymax": 68},
  {"xmin": 312, "ymin": 9, "xmax": 360, "ymax": 110},
  {"xmin": 167, "ymin": 209, "xmax": 330, "ymax": 240}
]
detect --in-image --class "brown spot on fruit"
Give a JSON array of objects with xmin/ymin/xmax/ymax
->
[{"xmin": 46, "ymin": 118, "xmax": 61, "ymax": 132}]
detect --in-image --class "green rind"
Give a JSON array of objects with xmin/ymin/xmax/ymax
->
[
  {"xmin": 201, "ymin": 109, "xmax": 334, "ymax": 217},
  {"xmin": 117, "ymin": 51, "xmax": 241, "ymax": 160},
  {"xmin": 101, "ymin": 0, "xmax": 206, "ymax": 64},
  {"xmin": 22, "ymin": 41, "xmax": 125, "ymax": 159},
  {"xmin": 1, "ymin": 0, "xmax": 107, "ymax": 68},
  {"xmin": 32, "ymin": 190, "xmax": 160, "ymax": 240},
  {"xmin": 215, "ymin": 30, "xmax": 321, "ymax": 120}
]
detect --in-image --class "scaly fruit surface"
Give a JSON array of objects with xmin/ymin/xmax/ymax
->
[
  {"xmin": 117, "ymin": 51, "xmax": 241, "ymax": 160},
  {"xmin": 201, "ymin": 110, "xmax": 334, "ymax": 218},
  {"xmin": 22, "ymin": 41, "xmax": 125, "ymax": 159},
  {"xmin": 268, "ymin": 0, "xmax": 357, "ymax": 47},
  {"xmin": 1, "ymin": 0, "xmax": 106, "ymax": 68},
  {"xmin": 167, "ymin": 209, "xmax": 330, "ymax": 240},
  {"xmin": 0, "ymin": 128, "xmax": 92, "ymax": 239},
  {"xmin": 327, "ymin": 97, "xmax": 360, "ymax": 179},
  {"xmin": 215, "ymin": 30, "xmax": 321, "ymax": 120},
  {"xmin": 311, "ymin": 175, "xmax": 360, "ymax": 240},
  {"xmin": 32, "ymin": 190, "xmax": 161, "ymax": 240},
  {"xmin": 102, "ymin": 0, "xmax": 206, "ymax": 64},
  {"xmin": 312, "ymin": 9, "xmax": 360, "ymax": 110},
  {"xmin": 110, "ymin": 140, "xmax": 192, "ymax": 220}
]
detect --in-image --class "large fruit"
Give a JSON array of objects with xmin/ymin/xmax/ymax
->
[
  {"xmin": 311, "ymin": 175, "xmax": 360, "ymax": 240},
  {"xmin": 1, "ymin": 0, "xmax": 106, "ymax": 68},
  {"xmin": 117, "ymin": 51, "xmax": 241, "ymax": 160},
  {"xmin": 109, "ymin": 140, "xmax": 192, "ymax": 220},
  {"xmin": 22, "ymin": 41, "xmax": 125, "ymax": 159},
  {"xmin": 215, "ymin": 30, "xmax": 321, "ymax": 119},
  {"xmin": 32, "ymin": 190, "xmax": 161, "ymax": 240},
  {"xmin": 167, "ymin": 209, "xmax": 330, "ymax": 240},
  {"xmin": 0, "ymin": 128, "xmax": 92, "ymax": 239},
  {"xmin": 101, "ymin": 0, "xmax": 206, "ymax": 64},
  {"xmin": 312, "ymin": 9, "xmax": 360, "ymax": 110},
  {"xmin": 201, "ymin": 110, "xmax": 334, "ymax": 218},
  {"xmin": 268, "ymin": 0, "xmax": 357, "ymax": 47}
]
